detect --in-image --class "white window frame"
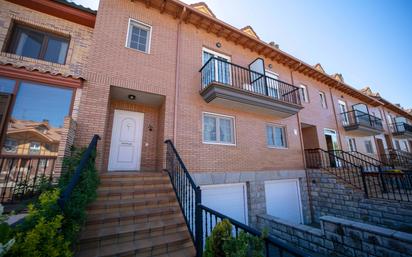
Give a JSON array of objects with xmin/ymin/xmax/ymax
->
[
  {"xmin": 125, "ymin": 18, "xmax": 152, "ymax": 54},
  {"xmin": 364, "ymin": 140, "xmax": 374, "ymax": 154},
  {"xmin": 347, "ymin": 137, "xmax": 357, "ymax": 152},
  {"xmin": 338, "ymin": 100, "xmax": 349, "ymax": 125},
  {"xmin": 202, "ymin": 47, "xmax": 232, "ymax": 85},
  {"xmin": 265, "ymin": 70, "xmax": 280, "ymax": 99},
  {"xmin": 319, "ymin": 91, "xmax": 327, "ymax": 109},
  {"xmin": 299, "ymin": 84, "xmax": 309, "ymax": 103},
  {"xmin": 266, "ymin": 124, "xmax": 288, "ymax": 149},
  {"xmin": 202, "ymin": 112, "xmax": 236, "ymax": 146}
]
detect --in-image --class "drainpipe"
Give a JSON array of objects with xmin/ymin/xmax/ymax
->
[
  {"xmin": 173, "ymin": 7, "xmax": 185, "ymax": 143},
  {"xmin": 290, "ymin": 69, "xmax": 314, "ymax": 224},
  {"xmin": 328, "ymin": 85, "xmax": 344, "ymax": 149}
]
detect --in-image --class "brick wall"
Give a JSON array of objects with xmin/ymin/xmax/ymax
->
[
  {"xmin": 308, "ymin": 169, "xmax": 412, "ymax": 231},
  {"xmin": 54, "ymin": 116, "xmax": 77, "ymax": 178},
  {"xmin": 0, "ymin": 0, "xmax": 93, "ymax": 78},
  {"xmin": 257, "ymin": 214, "xmax": 412, "ymax": 257}
]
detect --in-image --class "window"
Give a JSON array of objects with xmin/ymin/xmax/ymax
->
[
  {"xmin": 299, "ymin": 85, "xmax": 309, "ymax": 103},
  {"xmin": 365, "ymin": 140, "xmax": 374, "ymax": 154},
  {"xmin": 3, "ymin": 138, "xmax": 17, "ymax": 153},
  {"xmin": 203, "ymin": 113, "xmax": 235, "ymax": 145},
  {"xmin": 29, "ymin": 142, "xmax": 41, "ymax": 154},
  {"xmin": 126, "ymin": 19, "xmax": 151, "ymax": 53},
  {"xmin": 338, "ymin": 100, "xmax": 349, "ymax": 125},
  {"xmin": 394, "ymin": 140, "xmax": 401, "ymax": 150},
  {"xmin": 347, "ymin": 138, "xmax": 357, "ymax": 152},
  {"xmin": 266, "ymin": 125, "xmax": 287, "ymax": 148},
  {"xmin": 319, "ymin": 91, "xmax": 327, "ymax": 108},
  {"xmin": 7, "ymin": 24, "xmax": 69, "ymax": 64},
  {"xmin": 265, "ymin": 71, "xmax": 279, "ymax": 98},
  {"xmin": 202, "ymin": 48, "xmax": 231, "ymax": 86},
  {"xmin": 403, "ymin": 141, "xmax": 410, "ymax": 152}
]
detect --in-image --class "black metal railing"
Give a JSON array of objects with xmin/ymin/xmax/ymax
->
[
  {"xmin": 348, "ymin": 151, "xmax": 393, "ymax": 168},
  {"xmin": 200, "ymin": 57, "xmax": 301, "ymax": 106},
  {"xmin": 305, "ymin": 148, "xmax": 412, "ymax": 202},
  {"xmin": 200, "ymin": 205, "xmax": 310, "ymax": 257},
  {"xmin": 340, "ymin": 110, "xmax": 383, "ymax": 130},
  {"xmin": 164, "ymin": 139, "xmax": 202, "ymax": 254},
  {"xmin": 165, "ymin": 140, "xmax": 311, "ymax": 257},
  {"xmin": 380, "ymin": 148, "xmax": 412, "ymax": 169},
  {"xmin": 0, "ymin": 155, "xmax": 57, "ymax": 203},
  {"xmin": 390, "ymin": 122, "xmax": 412, "ymax": 134},
  {"xmin": 58, "ymin": 134, "xmax": 100, "ymax": 208}
]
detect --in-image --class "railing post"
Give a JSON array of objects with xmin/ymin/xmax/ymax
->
[
  {"xmin": 195, "ymin": 186, "xmax": 203, "ymax": 257},
  {"xmin": 378, "ymin": 166, "xmax": 387, "ymax": 193},
  {"xmin": 360, "ymin": 166, "xmax": 369, "ymax": 198}
]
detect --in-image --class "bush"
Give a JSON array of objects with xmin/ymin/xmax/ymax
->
[
  {"xmin": 0, "ymin": 204, "xmax": 15, "ymax": 257},
  {"xmin": 6, "ymin": 146, "xmax": 99, "ymax": 257},
  {"xmin": 204, "ymin": 219, "xmax": 265, "ymax": 257}
]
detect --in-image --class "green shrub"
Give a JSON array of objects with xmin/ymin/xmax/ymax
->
[
  {"xmin": 0, "ymin": 204, "xmax": 15, "ymax": 257},
  {"xmin": 204, "ymin": 219, "xmax": 265, "ymax": 257},
  {"xmin": 9, "ymin": 189, "xmax": 71, "ymax": 257},
  {"xmin": 6, "ymin": 146, "xmax": 99, "ymax": 256}
]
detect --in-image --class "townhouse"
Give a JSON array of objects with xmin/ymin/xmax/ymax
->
[{"xmin": 0, "ymin": 0, "xmax": 411, "ymax": 256}]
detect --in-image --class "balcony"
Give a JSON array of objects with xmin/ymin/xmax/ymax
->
[
  {"xmin": 341, "ymin": 110, "xmax": 384, "ymax": 136},
  {"xmin": 199, "ymin": 57, "xmax": 303, "ymax": 118},
  {"xmin": 390, "ymin": 122, "xmax": 412, "ymax": 138}
]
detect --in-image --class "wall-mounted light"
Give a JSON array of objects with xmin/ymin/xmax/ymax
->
[
  {"xmin": 216, "ymin": 42, "xmax": 222, "ymax": 48},
  {"xmin": 268, "ymin": 64, "xmax": 273, "ymax": 69},
  {"xmin": 148, "ymin": 124, "xmax": 153, "ymax": 131},
  {"xmin": 128, "ymin": 94, "xmax": 136, "ymax": 100}
]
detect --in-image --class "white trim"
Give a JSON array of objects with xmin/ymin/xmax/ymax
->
[
  {"xmin": 264, "ymin": 179, "xmax": 303, "ymax": 224},
  {"xmin": 202, "ymin": 112, "xmax": 236, "ymax": 146},
  {"xmin": 299, "ymin": 84, "xmax": 309, "ymax": 103},
  {"xmin": 202, "ymin": 47, "xmax": 231, "ymax": 61},
  {"xmin": 319, "ymin": 91, "xmax": 327, "ymax": 108},
  {"xmin": 266, "ymin": 123, "xmax": 288, "ymax": 149},
  {"xmin": 201, "ymin": 182, "xmax": 249, "ymax": 225},
  {"xmin": 125, "ymin": 18, "xmax": 152, "ymax": 54}
]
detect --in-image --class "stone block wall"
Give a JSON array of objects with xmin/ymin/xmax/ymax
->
[
  {"xmin": 308, "ymin": 169, "xmax": 412, "ymax": 232},
  {"xmin": 257, "ymin": 214, "xmax": 412, "ymax": 257}
]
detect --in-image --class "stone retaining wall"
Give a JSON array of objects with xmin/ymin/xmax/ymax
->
[
  {"xmin": 257, "ymin": 214, "xmax": 412, "ymax": 257},
  {"xmin": 308, "ymin": 169, "xmax": 412, "ymax": 232}
]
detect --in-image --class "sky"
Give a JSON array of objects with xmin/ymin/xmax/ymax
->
[{"xmin": 73, "ymin": 0, "xmax": 412, "ymax": 109}]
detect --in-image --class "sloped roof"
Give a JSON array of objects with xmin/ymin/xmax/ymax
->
[
  {"xmin": 313, "ymin": 63, "xmax": 326, "ymax": 73},
  {"xmin": 240, "ymin": 26, "xmax": 260, "ymax": 39},
  {"xmin": 333, "ymin": 73, "xmax": 344, "ymax": 83},
  {"xmin": 7, "ymin": 119, "xmax": 63, "ymax": 143},
  {"xmin": 190, "ymin": 2, "xmax": 216, "ymax": 18}
]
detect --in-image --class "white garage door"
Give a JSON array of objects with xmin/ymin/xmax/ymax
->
[
  {"xmin": 265, "ymin": 179, "xmax": 303, "ymax": 224},
  {"xmin": 201, "ymin": 183, "xmax": 248, "ymax": 224}
]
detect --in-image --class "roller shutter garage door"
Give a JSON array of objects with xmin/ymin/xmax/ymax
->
[
  {"xmin": 201, "ymin": 183, "xmax": 248, "ymax": 224},
  {"xmin": 264, "ymin": 179, "xmax": 303, "ymax": 224}
]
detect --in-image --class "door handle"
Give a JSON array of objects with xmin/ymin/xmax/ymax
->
[{"xmin": 120, "ymin": 142, "xmax": 132, "ymax": 145}]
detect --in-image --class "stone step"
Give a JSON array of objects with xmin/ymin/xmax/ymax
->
[
  {"xmin": 89, "ymin": 195, "xmax": 177, "ymax": 211},
  {"xmin": 98, "ymin": 183, "xmax": 173, "ymax": 192},
  {"xmin": 76, "ymin": 231, "xmax": 192, "ymax": 257},
  {"xmin": 100, "ymin": 172, "xmax": 166, "ymax": 179},
  {"xmin": 96, "ymin": 187, "xmax": 174, "ymax": 200},
  {"xmin": 87, "ymin": 198, "xmax": 179, "ymax": 215},
  {"xmin": 99, "ymin": 178, "xmax": 170, "ymax": 187},
  {"xmin": 79, "ymin": 216, "xmax": 186, "ymax": 243},
  {"xmin": 86, "ymin": 206, "xmax": 181, "ymax": 226}
]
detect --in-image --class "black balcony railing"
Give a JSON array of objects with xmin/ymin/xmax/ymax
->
[
  {"xmin": 390, "ymin": 122, "xmax": 412, "ymax": 134},
  {"xmin": 305, "ymin": 148, "xmax": 412, "ymax": 202},
  {"xmin": 380, "ymin": 148, "xmax": 412, "ymax": 169},
  {"xmin": 200, "ymin": 57, "xmax": 301, "ymax": 106},
  {"xmin": 0, "ymin": 155, "xmax": 57, "ymax": 203},
  {"xmin": 341, "ymin": 110, "xmax": 383, "ymax": 130},
  {"xmin": 165, "ymin": 140, "xmax": 310, "ymax": 257}
]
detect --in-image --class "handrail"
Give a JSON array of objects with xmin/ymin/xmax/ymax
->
[
  {"xmin": 58, "ymin": 134, "xmax": 100, "ymax": 209},
  {"xmin": 391, "ymin": 122, "xmax": 412, "ymax": 133},
  {"xmin": 200, "ymin": 57, "xmax": 302, "ymax": 106},
  {"xmin": 200, "ymin": 204, "xmax": 311, "ymax": 257},
  {"xmin": 340, "ymin": 109, "xmax": 383, "ymax": 130},
  {"xmin": 165, "ymin": 139, "xmax": 312, "ymax": 257},
  {"xmin": 348, "ymin": 151, "xmax": 393, "ymax": 168}
]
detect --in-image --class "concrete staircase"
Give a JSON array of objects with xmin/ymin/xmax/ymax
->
[{"xmin": 76, "ymin": 172, "xmax": 196, "ymax": 257}]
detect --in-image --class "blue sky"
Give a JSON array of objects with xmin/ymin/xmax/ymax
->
[{"xmin": 74, "ymin": 0, "xmax": 412, "ymax": 109}]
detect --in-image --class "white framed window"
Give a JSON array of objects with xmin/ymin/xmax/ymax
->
[
  {"xmin": 299, "ymin": 84, "xmax": 309, "ymax": 103},
  {"xmin": 29, "ymin": 142, "xmax": 41, "ymax": 155},
  {"xmin": 319, "ymin": 91, "xmax": 327, "ymax": 109},
  {"xmin": 347, "ymin": 137, "xmax": 357, "ymax": 152},
  {"xmin": 265, "ymin": 70, "xmax": 280, "ymax": 99},
  {"xmin": 202, "ymin": 48, "xmax": 231, "ymax": 87},
  {"xmin": 365, "ymin": 140, "xmax": 374, "ymax": 154},
  {"xmin": 202, "ymin": 112, "xmax": 235, "ymax": 145},
  {"xmin": 266, "ymin": 124, "xmax": 287, "ymax": 148},
  {"xmin": 338, "ymin": 100, "xmax": 349, "ymax": 125},
  {"xmin": 3, "ymin": 138, "xmax": 17, "ymax": 153},
  {"xmin": 126, "ymin": 19, "xmax": 152, "ymax": 53},
  {"xmin": 394, "ymin": 140, "xmax": 401, "ymax": 150}
]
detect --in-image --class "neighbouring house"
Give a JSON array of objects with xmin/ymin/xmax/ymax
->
[{"xmin": 0, "ymin": 0, "xmax": 411, "ymax": 257}]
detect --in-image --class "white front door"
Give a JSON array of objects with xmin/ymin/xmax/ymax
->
[
  {"xmin": 201, "ymin": 183, "xmax": 248, "ymax": 224},
  {"xmin": 108, "ymin": 110, "xmax": 144, "ymax": 171},
  {"xmin": 264, "ymin": 179, "xmax": 303, "ymax": 224}
]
